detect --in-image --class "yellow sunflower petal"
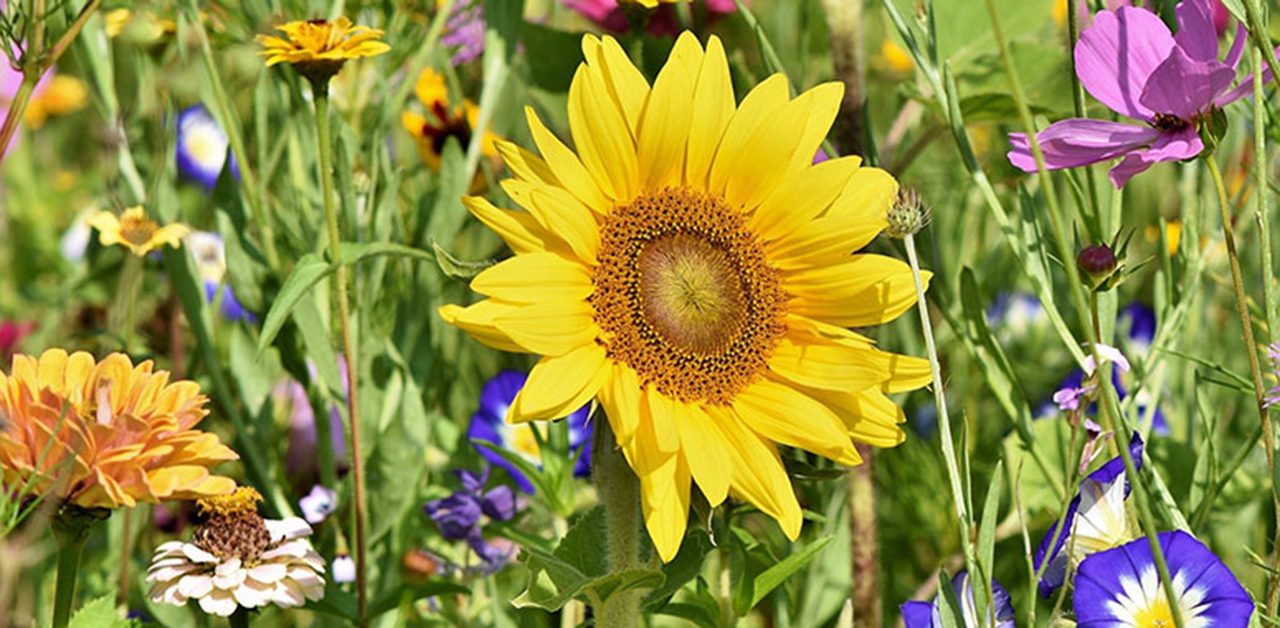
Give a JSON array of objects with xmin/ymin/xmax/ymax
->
[
  {"xmin": 643, "ymin": 387, "xmax": 681, "ymax": 454},
  {"xmin": 525, "ymin": 106, "xmax": 610, "ymax": 211},
  {"xmin": 785, "ymin": 254, "xmax": 925, "ymax": 327},
  {"xmin": 782, "ymin": 81, "xmax": 845, "ymax": 178},
  {"xmin": 636, "ymin": 32, "xmax": 701, "ymax": 189},
  {"xmin": 707, "ymin": 73, "xmax": 790, "ymax": 199},
  {"xmin": 768, "ymin": 167, "xmax": 898, "ymax": 268},
  {"xmin": 733, "ymin": 378, "xmax": 861, "ymax": 466},
  {"xmin": 684, "ymin": 35, "xmax": 734, "ymax": 189},
  {"xmin": 640, "ymin": 453, "xmax": 690, "ymax": 563},
  {"xmin": 767, "ymin": 336, "xmax": 889, "ymax": 392},
  {"xmin": 598, "ymin": 363, "xmax": 644, "ymax": 447},
  {"xmin": 673, "ymin": 403, "xmax": 731, "ymax": 506},
  {"xmin": 470, "ymin": 252, "xmax": 593, "ymax": 304},
  {"xmin": 492, "ymin": 300, "xmax": 598, "ymax": 357},
  {"xmin": 750, "ymin": 156, "xmax": 862, "ymax": 243},
  {"xmin": 462, "ymin": 195, "xmax": 565, "ymax": 256},
  {"xmin": 571, "ymin": 61, "xmax": 639, "ymax": 202},
  {"xmin": 707, "ymin": 407, "xmax": 803, "ymax": 539},
  {"xmin": 595, "ymin": 36, "xmax": 651, "ymax": 135},
  {"xmin": 496, "ymin": 140, "xmax": 560, "ymax": 187},
  {"xmin": 502, "ymin": 181, "xmax": 600, "ymax": 264},
  {"xmin": 438, "ymin": 301, "xmax": 528, "ymax": 354},
  {"xmin": 803, "ymin": 386, "xmax": 908, "ymax": 448},
  {"xmin": 509, "ymin": 343, "xmax": 609, "ymax": 423},
  {"xmin": 720, "ymin": 86, "xmax": 838, "ymax": 211}
]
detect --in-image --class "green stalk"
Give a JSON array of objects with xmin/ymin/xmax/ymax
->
[
  {"xmin": 229, "ymin": 607, "xmax": 251, "ymax": 628},
  {"xmin": 901, "ymin": 233, "xmax": 983, "ymax": 610},
  {"xmin": 594, "ymin": 416, "xmax": 641, "ymax": 628},
  {"xmin": 311, "ymin": 82, "xmax": 368, "ymax": 622},
  {"xmin": 51, "ymin": 505, "xmax": 107, "ymax": 628},
  {"xmin": 1065, "ymin": 0, "xmax": 1102, "ymax": 224}
]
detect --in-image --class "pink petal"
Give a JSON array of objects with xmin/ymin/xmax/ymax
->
[
  {"xmin": 1175, "ymin": 0, "xmax": 1219, "ymax": 62},
  {"xmin": 1007, "ymin": 118, "xmax": 1159, "ymax": 172},
  {"xmin": 1108, "ymin": 126, "xmax": 1203, "ymax": 188},
  {"xmin": 1075, "ymin": 6, "xmax": 1176, "ymax": 121},
  {"xmin": 1139, "ymin": 47, "xmax": 1235, "ymax": 120},
  {"xmin": 1223, "ymin": 22, "xmax": 1247, "ymax": 70},
  {"xmin": 1215, "ymin": 44, "xmax": 1280, "ymax": 106}
]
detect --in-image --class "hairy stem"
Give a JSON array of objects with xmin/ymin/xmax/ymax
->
[{"xmin": 594, "ymin": 417, "xmax": 641, "ymax": 628}]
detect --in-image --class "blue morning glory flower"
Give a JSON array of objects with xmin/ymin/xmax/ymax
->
[
  {"xmin": 1118, "ymin": 302, "xmax": 1157, "ymax": 357},
  {"xmin": 176, "ymin": 105, "xmax": 239, "ymax": 191},
  {"xmin": 467, "ymin": 370, "xmax": 593, "ymax": 492},
  {"xmin": 1034, "ymin": 433, "xmax": 1143, "ymax": 599},
  {"xmin": 900, "ymin": 570, "xmax": 1016, "ymax": 628},
  {"xmin": 1074, "ymin": 531, "xmax": 1252, "ymax": 627},
  {"xmin": 987, "ymin": 291, "xmax": 1047, "ymax": 336},
  {"xmin": 186, "ymin": 231, "xmax": 257, "ymax": 323}
]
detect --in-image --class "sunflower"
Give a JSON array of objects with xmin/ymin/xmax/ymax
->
[
  {"xmin": 255, "ymin": 17, "xmax": 389, "ymax": 82},
  {"xmin": 0, "ymin": 350, "xmax": 238, "ymax": 509},
  {"xmin": 401, "ymin": 68, "xmax": 499, "ymax": 172},
  {"xmin": 439, "ymin": 32, "xmax": 930, "ymax": 561},
  {"xmin": 88, "ymin": 206, "xmax": 189, "ymax": 257}
]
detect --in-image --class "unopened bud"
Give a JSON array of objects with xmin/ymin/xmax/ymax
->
[
  {"xmin": 1077, "ymin": 243, "xmax": 1120, "ymax": 290},
  {"xmin": 885, "ymin": 188, "xmax": 930, "ymax": 238}
]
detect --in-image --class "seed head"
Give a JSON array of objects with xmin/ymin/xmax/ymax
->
[{"xmin": 885, "ymin": 188, "xmax": 931, "ymax": 239}]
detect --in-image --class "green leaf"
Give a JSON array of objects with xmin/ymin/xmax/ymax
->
[
  {"xmin": 258, "ymin": 243, "xmax": 434, "ymax": 352},
  {"xmin": 305, "ymin": 587, "xmax": 360, "ymax": 622},
  {"xmin": 642, "ymin": 528, "xmax": 715, "ymax": 611},
  {"xmin": 748, "ymin": 535, "xmax": 834, "ymax": 608},
  {"xmin": 654, "ymin": 602, "xmax": 719, "ymax": 628},
  {"xmin": 975, "ymin": 460, "xmax": 1004, "ymax": 622},
  {"xmin": 473, "ymin": 441, "xmax": 564, "ymax": 513},
  {"xmin": 432, "ymin": 240, "xmax": 495, "ymax": 281},
  {"xmin": 935, "ymin": 570, "xmax": 963, "ymax": 628},
  {"xmin": 68, "ymin": 595, "xmax": 134, "ymax": 628},
  {"xmin": 366, "ymin": 581, "xmax": 472, "ymax": 620},
  {"xmin": 519, "ymin": 22, "xmax": 581, "ymax": 92}
]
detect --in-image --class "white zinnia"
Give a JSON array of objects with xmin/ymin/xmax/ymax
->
[{"xmin": 146, "ymin": 516, "xmax": 326, "ymax": 616}]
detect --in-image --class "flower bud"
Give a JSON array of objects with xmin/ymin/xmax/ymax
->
[
  {"xmin": 1077, "ymin": 244, "xmax": 1118, "ymax": 288},
  {"xmin": 885, "ymin": 188, "xmax": 930, "ymax": 239}
]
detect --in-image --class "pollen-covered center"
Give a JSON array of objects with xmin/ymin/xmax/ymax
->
[
  {"xmin": 120, "ymin": 214, "xmax": 159, "ymax": 246},
  {"xmin": 592, "ymin": 188, "xmax": 788, "ymax": 405}
]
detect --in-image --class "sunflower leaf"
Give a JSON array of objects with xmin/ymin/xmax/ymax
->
[{"xmin": 748, "ymin": 535, "xmax": 833, "ymax": 608}]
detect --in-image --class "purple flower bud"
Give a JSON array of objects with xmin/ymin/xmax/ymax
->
[{"xmin": 1077, "ymin": 244, "xmax": 1118, "ymax": 277}]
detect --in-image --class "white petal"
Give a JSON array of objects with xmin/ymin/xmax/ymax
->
[
  {"xmin": 182, "ymin": 545, "xmax": 219, "ymax": 564},
  {"xmin": 212, "ymin": 566, "xmax": 247, "ymax": 590},
  {"xmin": 197, "ymin": 589, "xmax": 239, "ymax": 617},
  {"xmin": 215, "ymin": 557, "xmax": 242, "ymax": 576},
  {"xmin": 247, "ymin": 562, "xmax": 288, "ymax": 584},
  {"xmin": 287, "ymin": 568, "xmax": 324, "ymax": 590},
  {"xmin": 261, "ymin": 541, "xmax": 308, "ymax": 560},
  {"xmin": 264, "ymin": 517, "xmax": 313, "ymax": 542},
  {"xmin": 178, "ymin": 574, "xmax": 214, "ymax": 599},
  {"xmin": 231, "ymin": 579, "xmax": 276, "ymax": 608},
  {"xmin": 146, "ymin": 564, "xmax": 196, "ymax": 583},
  {"xmin": 273, "ymin": 579, "xmax": 306, "ymax": 607}
]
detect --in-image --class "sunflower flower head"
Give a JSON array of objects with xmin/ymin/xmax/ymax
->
[
  {"xmin": 255, "ymin": 17, "xmax": 390, "ymax": 84},
  {"xmin": 441, "ymin": 32, "xmax": 930, "ymax": 561},
  {"xmin": 0, "ymin": 349, "xmax": 239, "ymax": 509},
  {"xmin": 88, "ymin": 206, "xmax": 189, "ymax": 257}
]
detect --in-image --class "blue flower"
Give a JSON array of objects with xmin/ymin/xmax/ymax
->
[
  {"xmin": 186, "ymin": 231, "xmax": 257, "ymax": 323},
  {"xmin": 422, "ymin": 468, "xmax": 521, "ymax": 572},
  {"xmin": 467, "ymin": 370, "xmax": 592, "ymax": 492},
  {"xmin": 1034, "ymin": 433, "xmax": 1143, "ymax": 599},
  {"xmin": 1074, "ymin": 531, "xmax": 1252, "ymax": 627},
  {"xmin": 424, "ymin": 491, "xmax": 483, "ymax": 540},
  {"xmin": 1118, "ymin": 302, "xmax": 1156, "ymax": 357},
  {"xmin": 987, "ymin": 291, "xmax": 1046, "ymax": 336},
  {"xmin": 176, "ymin": 105, "xmax": 238, "ymax": 191},
  {"xmin": 900, "ymin": 570, "xmax": 1015, "ymax": 628}
]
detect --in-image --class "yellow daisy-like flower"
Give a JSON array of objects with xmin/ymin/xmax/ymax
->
[
  {"xmin": 0, "ymin": 349, "xmax": 239, "ymax": 509},
  {"xmin": 255, "ymin": 17, "xmax": 390, "ymax": 82},
  {"xmin": 440, "ymin": 32, "xmax": 931, "ymax": 561},
  {"xmin": 25, "ymin": 75, "xmax": 89, "ymax": 129},
  {"xmin": 88, "ymin": 206, "xmax": 190, "ymax": 257},
  {"xmin": 401, "ymin": 68, "xmax": 500, "ymax": 172}
]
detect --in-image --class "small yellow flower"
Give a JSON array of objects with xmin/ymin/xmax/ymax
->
[
  {"xmin": 401, "ymin": 68, "xmax": 500, "ymax": 176},
  {"xmin": 255, "ymin": 17, "xmax": 390, "ymax": 83},
  {"xmin": 876, "ymin": 40, "xmax": 913, "ymax": 74},
  {"xmin": 0, "ymin": 349, "xmax": 238, "ymax": 509},
  {"xmin": 24, "ymin": 75, "xmax": 88, "ymax": 128},
  {"xmin": 105, "ymin": 9, "xmax": 177, "ymax": 42},
  {"xmin": 1144, "ymin": 221, "xmax": 1183, "ymax": 256},
  {"xmin": 88, "ymin": 206, "xmax": 190, "ymax": 256},
  {"xmin": 621, "ymin": 0, "xmax": 689, "ymax": 7}
]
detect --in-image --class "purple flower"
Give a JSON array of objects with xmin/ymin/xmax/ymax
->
[
  {"xmin": 1265, "ymin": 343, "xmax": 1280, "ymax": 409},
  {"xmin": 299, "ymin": 485, "xmax": 337, "ymax": 524},
  {"xmin": 467, "ymin": 370, "xmax": 593, "ymax": 493},
  {"xmin": 1075, "ymin": 531, "xmax": 1252, "ymax": 626},
  {"xmin": 423, "ymin": 467, "xmax": 523, "ymax": 572},
  {"xmin": 900, "ymin": 570, "xmax": 1015, "ymax": 628},
  {"xmin": 1034, "ymin": 433, "xmax": 1143, "ymax": 598},
  {"xmin": 1007, "ymin": 0, "xmax": 1275, "ymax": 187},
  {"xmin": 440, "ymin": 0, "xmax": 485, "ymax": 66},
  {"xmin": 424, "ymin": 492, "xmax": 483, "ymax": 540}
]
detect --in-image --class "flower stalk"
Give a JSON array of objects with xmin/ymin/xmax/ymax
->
[
  {"xmin": 310, "ymin": 81, "xmax": 368, "ymax": 621},
  {"xmin": 50, "ymin": 504, "xmax": 108, "ymax": 628},
  {"xmin": 594, "ymin": 416, "xmax": 641, "ymax": 628}
]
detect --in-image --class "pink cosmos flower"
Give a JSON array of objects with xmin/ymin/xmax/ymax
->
[
  {"xmin": 1008, "ymin": 0, "xmax": 1274, "ymax": 188},
  {"xmin": 563, "ymin": 0, "xmax": 739, "ymax": 37}
]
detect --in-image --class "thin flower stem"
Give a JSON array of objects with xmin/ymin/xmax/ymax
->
[
  {"xmin": 1241, "ymin": 0, "xmax": 1280, "ymax": 107},
  {"xmin": 312, "ymin": 84, "xmax": 368, "ymax": 623},
  {"xmin": 50, "ymin": 506, "xmax": 103, "ymax": 628},
  {"xmin": 1065, "ymin": 0, "xmax": 1101, "ymax": 225},
  {"xmin": 182, "ymin": 0, "xmax": 280, "ymax": 271},
  {"xmin": 901, "ymin": 234, "xmax": 981, "ymax": 596},
  {"xmin": 594, "ymin": 416, "xmax": 641, "ymax": 628},
  {"xmin": 1204, "ymin": 155, "xmax": 1280, "ymax": 610}
]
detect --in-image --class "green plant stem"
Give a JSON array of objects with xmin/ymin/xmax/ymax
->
[
  {"xmin": 594, "ymin": 416, "xmax": 641, "ymax": 628},
  {"xmin": 1242, "ymin": 0, "xmax": 1280, "ymax": 110},
  {"xmin": 51, "ymin": 505, "xmax": 106, "ymax": 628},
  {"xmin": 183, "ymin": 0, "xmax": 280, "ymax": 271},
  {"xmin": 1065, "ymin": 0, "xmax": 1101, "ymax": 222},
  {"xmin": 1205, "ymin": 154, "xmax": 1280, "ymax": 610},
  {"xmin": 229, "ymin": 607, "xmax": 251, "ymax": 628},
  {"xmin": 312, "ymin": 83, "xmax": 368, "ymax": 623},
  {"xmin": 901, "ymin": 233, "xmax": 982, "ymax": 605},
  {"xmin": 846, "ymin": 446, "xmax": 880, "ymax": 627}
]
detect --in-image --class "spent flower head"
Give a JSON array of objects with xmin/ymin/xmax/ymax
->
[{"xmin": 885, "ymin": 187, "xmax": 930, "ymax": 239}]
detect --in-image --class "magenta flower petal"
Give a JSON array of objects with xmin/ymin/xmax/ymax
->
[
  {"xmin": 1223, "ymin": 22, "xmax": 1247, "ymax": 69},
  {"xmin": 1075, "ymin": 7, "xmax": 1176, "ymax": 121},
  {"xmin": 1007, "ymin": 119, "xmax": 1159, "ymax": 172},
  {"xmin": 1215, "ymin": 44, "xmax": 1280, "ymax": 106},
  {"xmin": 1175, "ymin": 0, "xmax": 1220, "ymax": 62},
  {"xmin": 1108, "ymin": 125, "xmax": 1202, "ymax": 187},
  {"xmin": 1139, "ymin": 47, "xmax": 1235, "ymax": 120}
]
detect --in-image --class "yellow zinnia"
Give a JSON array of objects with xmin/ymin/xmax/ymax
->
[
  {"xmin": 255, "ymin": 17, "xmax": 390, "ymax": 82},
  {"xmin": 88, "ymin": 206, "xmax": 189, "ymax": 256},
  {"xmin": 0, "ymin": 350, "xmax": 238, "ymax": 509},
  {"xmin": 401, "ymin": 68, "xmax": 500, "ymax": 173},
  {"xmin": 440, "ymin": 32, "xmax": 930, "ymax": 561}
]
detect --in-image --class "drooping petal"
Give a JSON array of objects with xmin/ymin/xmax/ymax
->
[
  {"xmin": 785, "ymin": 254, "xmax": 924, "ymax": 327},
  {"xmin": 1138, "ymin": 47, "xmax": 1235, "ymax": 120},
  {"xmin": 1108, "ymin": 125, "xmax": 1203, "ymax": 188},
  {"xmin": 733, "ymin": 378, "xmax": 861, "ymax": 466},
  {"xmin": 509, "ymin": 343, "xmax": 608, "ymax": 423},
  {"xmin": 1214, "ymin": 44, "xmax": 1280, "ymax": 106},
  {"xmin": 1007, "ymin": 118, "xmax": 1160, "ymax": 172},
  {"xmin": 672, "ymin": 403, "xmax": 731, "ymax": 506},
  {"xmin": 1174, "ymin": 0, "xmax": 1220, "ymax": 63},
  {"xmin": 1075, "ymin": 6, "xmax": 1177, "ymax": 121}
]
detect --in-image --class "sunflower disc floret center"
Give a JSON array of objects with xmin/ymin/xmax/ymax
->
[{"xmin": 592, "ymin": 187, "xmax": 787, "ymax": 405}]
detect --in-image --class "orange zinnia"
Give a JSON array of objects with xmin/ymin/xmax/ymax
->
[{"xmin": 0, "ymin": 350, "xmax": 238, "ymax": 509}]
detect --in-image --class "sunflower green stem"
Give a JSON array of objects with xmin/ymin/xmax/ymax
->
[
  {"xmin": 594, "ymin": 416, "xmax": 641, "ymax": 628},
  {"xmin": 311, "ymin": 82, "xmax": 369, "ymax": 623},
  {"xmin": 51, "ymin": 505, "xmax": 107, "ymax": 628},
  {"xmin": 1204, "ymin": 154, "xmax": 1280, "ymax": 610}
]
